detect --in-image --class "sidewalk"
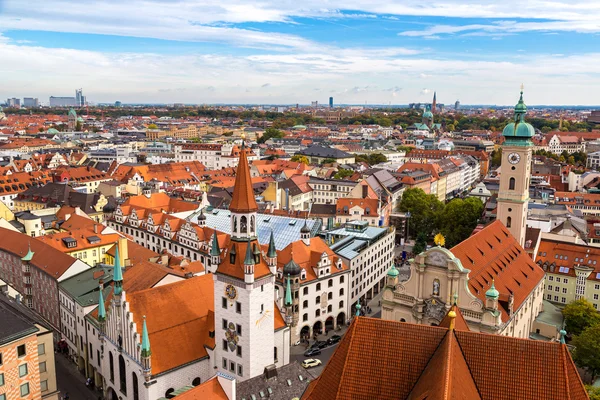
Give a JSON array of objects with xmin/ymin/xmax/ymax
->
[{"xmin": 55, "ymin": 351, "xmax": 98, "ymax": 400}]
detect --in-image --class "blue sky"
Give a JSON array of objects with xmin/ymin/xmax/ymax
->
[{"xmin": 1, "ymin": 0, "xmax": 599, "ymax": 105}]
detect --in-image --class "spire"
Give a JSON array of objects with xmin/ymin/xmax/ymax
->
[
  {"xmin": 267, "ymin": 229, "xmax": 277, "ymax": 258},
  {"xmin": 285, "ymin": 274, "xmax": 293, "ymax": 307},
  {"xmin": 514, "ymin": 84, "xmax": 527, "ymax": 122},
  {"xmin": 244, "ymin": 240, "xmax": 255, "ymax": 265},
  {"xmin": 141, "ymin": 316, "xmax": 151, "ymax": 357},
  {"xmin": 485, "ymin": 279, "xmax": 499, "ymax": 299},
  {"xmin": 113, "ymin": 246, "xmax": 123, "ymax": 295},
  {"xmin": 229, "ymin": 140, "xmax": 258, "ymax": 213},
  {"xmin": 98, "ymin": 288, "xmax": 106, "ymax": 322},
  {"xmin": 355, "ymin": 302, "xmax": 361, "ymax": 317},
  {"xmin": 210, "ymin": 231, "xmax": 221, "ymax": 257}
]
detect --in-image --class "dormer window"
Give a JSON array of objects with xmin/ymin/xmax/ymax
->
[
  {"xmin": 62, "ymin": 237, "xmax": 77, "ymax": 248},
  {"xmin": 301, "ymin": 269, "xmax": 306, "ymax": 280}
]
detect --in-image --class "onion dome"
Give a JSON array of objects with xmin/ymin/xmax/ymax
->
[
  {"xmin": 387, "ymin": 264, "xmax": 399, "ymax": 278},
  {"xmin": 485, "ymin": 280, "xmax": 500, "ymax": 299},
  {"xmin": 301, "ymin": 220, "xmax": 311, "ymax": 233},
  {"xmin": 198, "ymin": 209, "xmax": 207, "ymax": 221},
  {"xmin": 502, "ymin": 87, "xmax": 535, "ymax": 142},
  {"xmin": 283, "ymin": 258, "xmax": 301, "ymax": 276}
]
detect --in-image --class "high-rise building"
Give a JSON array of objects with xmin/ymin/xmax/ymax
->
[
  {"xmin": 455, "ymin": 100, "xmax": 460, "ymax": 110},
  {"xmin": 75, "ymin": 88, "xmax": 86, "ymax": 107},
  {"xmin": 329, "ymin": 97, "xmax": 333, "ymax": 108},
  {"xmin": 23, "ymin": 97, "xmax": 39, "ymax": 108},
  {"xmin": 50, "ymin": 89, "xmax": 85, "ymax": 107},
  {"xmin": 6, "ymin": 98, "xmax": 20, "ymax": 107},
  {"xmin": 311, "ymin": 101, "xmax": 318, "ymax": 107},
  {"xmin": 114, "ymin": 101, "xmax": 122, "ymax": 107}
]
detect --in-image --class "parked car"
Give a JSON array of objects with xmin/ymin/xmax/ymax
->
[
  {"xmin": 304, "ymin": 347, "xmax": 322, "ymax": 357},
  {"xmin": 312, "ymin": 340, "xmax": 327, "ymax": 349},
  {"xmin": 302, "ymin": 358, "xmax": 322, "ymax": 369},
  {"xmin": 327, "ymin": 335, "xmax": 342, "ymax": 345}
]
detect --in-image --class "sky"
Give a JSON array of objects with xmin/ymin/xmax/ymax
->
[{"xmin": 1, "ymin": 0, "xmax": 600, "ymax": 105}]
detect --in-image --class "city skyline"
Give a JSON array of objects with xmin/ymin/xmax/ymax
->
[{"xmin": 1, "ymin": 0, "xmax": 600, "ymax": 105}]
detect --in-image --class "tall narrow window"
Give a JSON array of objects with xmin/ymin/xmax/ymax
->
[
  {"xmin": 109, "ymin": 352, "xmax": 114, "ymax": 383},
  {"xmin": 509, "ymin": 177, "xmax": 516, "ymax": 190},
  {"xmin": 119, "ymin": 355, "xmax": 127, "ymax": 394},
  {"xmin": 132, "ymin": 372, "xmax": 139, "ymax": 400},
  {"xmin": 506, "ymin": 216, "xmax": 512, "ymax": 228}
]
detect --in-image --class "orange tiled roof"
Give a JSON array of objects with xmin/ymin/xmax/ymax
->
[
  {"xmin": 122, "ymin": 192, "xmax": 198, "ymax": 214},
  {"xmin": 303, "ymin": 317, "xmax": 588, "ymax": 400},
  {"xmin": 536, "ymin": 239, "xmax": 600, "ymax": 281},
  {"xmin": 35, "ymin": 227, "xmax": 121, "ymax": 253},
  {"xmin": 173, "ymin": 377, "xmax": 228, "ymax": 400},
  {"xmin": 336, "ymin": 198, "xmax": 379, "ymax": 217},
  {"xmin": 216, "ymin": 239, "xmax": 271, "ymax": 280},
  {"xmin": 229, "ymin": 147, "xmax": 258, "ymax": 213},
  {"xmin": 450, "ymin": 220, "xmax": 545, "ymax": 322},
  {"xmin": 127, "ymin": 275, "xmax": 215, "ymax": 375}
]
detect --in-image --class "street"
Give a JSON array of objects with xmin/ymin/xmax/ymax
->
[{"xmin": 55, "ymin": 352, "xmax": 100, "ymax": 400}]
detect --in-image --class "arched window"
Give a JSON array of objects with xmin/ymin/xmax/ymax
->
[
  {"xmin": 109, "ymin": 352, "xmax": 114, "ymax": 383},
  {"xmin": 303, "ymin": 313, "xmax": 308, "ymax": 321},
  {"xmin": 119, "ymin": 355, "xmax": 127, "ymax": 394},
  {"xmin": 509, "ymin": 177, "xmax": 516, "ymax": 190},
  {"xmin": 506, "ymin": 216, "xmax": 512, "ymax": 228},
  {"xmin": 274, "ymin": 347, "xmax": 278, "ymax": 361},
  {"xmin": 233, "ymin": 216, "xmax": 238, "ymax": 233},
  {"xmin": 250, "ymin": 216, "xmax": 255, "ymax": 233},
  {"xmin": 192, "ymin": 377, "xmax": 201, "ymax": 386},
  {"xmin": 339, "ymin": 300, "xmax": 344, "ymax": 309},
  {"xmin": 303, "ymin": 300, "xmax": 308, "ymax": 308},
  {"xmin": 240, "ymin": 216, "xmax": 247, "ymax": 233},
  {"xmin": 132, "ymin": 372, "xmax": 139, "ymax": 400},
  {"xmin": 303, "ymin": 287, "xmax": 308, "ymax": 295},
  {"xmin": 315, "ymin": 296, "xmax": 320, "ymax": 305},
  {"xmin": 316, "ymin": 309, "xmax": 320, "ymax": 317}
]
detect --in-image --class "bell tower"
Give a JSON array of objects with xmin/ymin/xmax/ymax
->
[{"xmin": 497, "ymin": 86, "xmax": 534, "ymax": 247}]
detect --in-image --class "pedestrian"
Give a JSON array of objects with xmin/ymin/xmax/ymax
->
[{"xmin": 63, "ymin": 392, "xmax": 69, "ymax": 400}]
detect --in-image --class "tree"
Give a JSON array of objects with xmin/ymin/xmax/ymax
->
[
  {"xmin": 491, "ymin": 148, "xmax": 502, "ymax": 167},
  {"xmin": 334, "ymin": 169, "xmax": 354, "ymax": 179},
  {"xmin": 291, "ymin": 155, "xmax": 309, "ymax": 165},
  {"xmin": 257, "ymin": 127, "xmax": 284, "ymax": 143},
  {"xmin": 567, "ymin": 156, "xmax": 575, "ymax": 165},
  {"xmin": 323, "ymin": 158, "xmax": 337, "ymax": 164},
  {"xmin": 75, "ymin": 121, "xmax": 82, "ymax": 131},
  {"xmin": 562, "ymin": 299, "xmax": 600, "ymax": 336},
  {"xmin": 147, "ymin": 123, "xmax": 158, "ymax": 129},
  {"xmin": 398, "ymin": 188, "xmax": 444, "ymax": 239},
  {"xmin": 412, "ymin": 232, "xmax": 428, "ymax": 255},
  {"xmin": 368, "ymin": 153, "xmax": 388, "ymax": 165},
  {"xmin": 572, "ymin": 324, "xmax": 600, "ymax": 381},
  {"xmin": 438, "ymin": 197, "xmax": 483, "ymax": 247},
  {"xmin": 587, "ymin": 386, "xmax": 600, "ymax": 400}
]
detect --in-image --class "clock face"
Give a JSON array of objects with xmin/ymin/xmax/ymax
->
[
  {"xmin": 225, "ymin": 284, "xmax": 237, "ymax": 300},
  {"xmin": 508, "ymin": 152, "xmax": 521, "ymax": 164}
]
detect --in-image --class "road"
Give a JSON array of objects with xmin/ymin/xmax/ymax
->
[
  {"xmin": 55, "ymin": 353, "xmax": 100, "ymax": 400},
  {"xmin": 290, "ymin": 340, "xmax": 341, "ymax": 377}
]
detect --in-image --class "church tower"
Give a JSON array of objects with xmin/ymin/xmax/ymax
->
[
  {"xmin": 497, "ymin": 87, "xmax": 534, "ymax": 247},
  {"xmin": 68, "ymin": 108, "xmax": 77, "ymax": 131},
  {"xmin": 213, "ymin": 140, "xmax": 276, "ymax": 381},
  {"xmin": 432, "ymin": 91, "xmax": 437, "ymax": 114}
]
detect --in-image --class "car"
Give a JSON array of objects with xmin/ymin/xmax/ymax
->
[
  {"xmin": 327, "ymin": 335, "xmax": 342, "ymax": 345},
  {"xmin": 312, "ymin": 340, "xmax": 327, "ymax": 349},
  {"xmin": 304, "ymin": 347, "xmax": 321, "ymax": 357},
  {"xmin": 293, "ymin": 340, "xmax": 301, "ymax": 346},
  {"xmin": 302, "ymin": 358, "xmax": 322, "ymax": 369}
]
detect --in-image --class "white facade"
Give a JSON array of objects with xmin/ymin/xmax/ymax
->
[
  {"xmin": 308, "ymin": 179, "xmax": 356, "ymax": 205},
  {"xmin": 173, "ymin": 144, "xmax": 259, "ymax": 170}
]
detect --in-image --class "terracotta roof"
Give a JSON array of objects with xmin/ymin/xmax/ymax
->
[
  {"xmin": 229, "ymin": 147, "xmax": 258, "ymax": 213},
  {"xmin": 127, "ymin": 275, "xmax": 215, "ymax": 375},
  {"xmin": 450, "ymin": 220, "xmax": 545, "ymax": 322},
  {"xmin": 303, "ymin": 317, "xmax": 588, "ymax": 400},
  {"xmin": 536, "ymin": 239, "xmax": 600, "ymax": 281},
  {"xmin": 122, "ymin": 192, "xmax": 198, "ymax": 214},
  {"xmin": 336, "ymin": 198, "xmax": 379, "ymax": 217},
  {"xmin": 0, "ymin": 227, "xmax": 78, "ymax": 280},
  {"xmin": 438, "ymin": 304, "xmax": 470, "ymax": 332},
  {"xmin": 172, "ymin": 377, "xmax": 228, "ymax": 400},
  {"xmin": 35, "ymin": 227, "xmax": 121, "ymax": 253}
]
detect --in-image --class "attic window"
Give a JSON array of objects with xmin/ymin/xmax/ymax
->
[
  {"xmin": 62, "ymin": 237, "xmax": 77, "ymax": 248},
  {"xmin": 87, "ymin": 236, "xmax": 101, "ymax": 244}
]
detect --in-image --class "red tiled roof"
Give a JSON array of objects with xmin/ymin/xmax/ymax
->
[
  {"xmin": 303, "ymin": 317, "xmax": 588, "ymax": 400},
  {"xmin": 450, "ymin": 220, "xmax": 545, "ymax": 322}
]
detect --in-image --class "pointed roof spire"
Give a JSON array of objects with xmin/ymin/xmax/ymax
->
[
  {"xmin": 285, "ymin": 274, "xmax": 293, "ymax": 306},
  {"xmin": 21, "ymin": 242, "xmax": 35, "ymax": 261},
  {"xmin": 244, "ymin": 240, "xmax": 255, "ymax": 265},
  {"xmin": 113, "ymin": 245, "xmax": 123, "ymax": 295},
  {"xmin": 141, "ymin": 315, "xmax": 151, "ymax": 357},
  {"xmin": 301, "ymin": 220, "xmax": 310, "ymax": 234},
  {"xmin": 210, "ymin": 230, "xmax": 221, "ymax": 257},
  {"xmin": 229, "ymin": 141, "xmax": 258, "ymax": 213},
  {"xmin": 98, "ymin": 288, "xmax": 106, "ymax": 322},
  {"xmin": 267, "ymin": 229, "xmax": 277, "ymax": 258},
  {"xmin": 485, "ymin": 279, "xmax": 499, "ymax": 299}
]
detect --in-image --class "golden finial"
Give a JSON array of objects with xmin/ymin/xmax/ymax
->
[
  {"xmin": 434, "ymin": 233, "xmax": 445, "ymax": 247},
  {"xmin": 241, "ymin": 132, "xmax": 246, "ymax": 140},
  {"xmin": 448, "ymin": 310, "xmax": 457, "ymax": 331}
]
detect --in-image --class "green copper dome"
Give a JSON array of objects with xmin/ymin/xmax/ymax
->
[
  {"xmin": 485, "ymin": 280, "xmax": 500, "ymax": 299},
  {"xmin": 68, "ymin": 108, "xmax": 77, "ymax": 118},
  {"xmin": 502, "ymin": 88, "xmax": 534, "ymax": 143},
  {"xmin": 423, "ymin": 105, "xmax": 433, "ymax": 119},
  {"xmin": 387, "ymin": 264, "xmax": 399, "ymax": 278}
]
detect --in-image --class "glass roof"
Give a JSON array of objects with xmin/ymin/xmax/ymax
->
[{"xmin": 190, "ymin": 209, "xmax": 321, "ymax": 250}]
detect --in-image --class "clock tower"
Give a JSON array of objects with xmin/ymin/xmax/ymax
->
[
  {"xmin": 497, "ymin": 87, "xmax": 534, "ymax": 247},
  {"xmin": 213, "ymin": 139, "xmax": 277, "ymax": 381}
]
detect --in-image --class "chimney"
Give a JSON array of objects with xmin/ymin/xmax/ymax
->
[{"xmin": 93, "ymin": 224, "xmax": 98, "ymax": 234}]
